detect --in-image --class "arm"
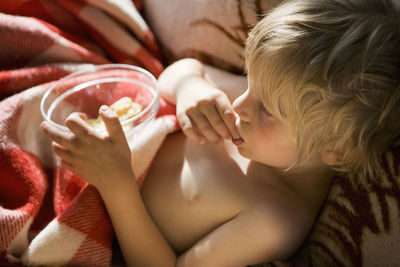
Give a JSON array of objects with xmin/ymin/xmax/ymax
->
[
  {"xmin": 158, "ymin": 58, "xmax": 247, "ymax": 144},
  {"xmin": 159, "ymin": 58, "xmax": 247, "ymax": 104},
  {"xmin": 100, "ymin": 169, "xmax": 177, "ymax": 267},
  {"xmin": 41, "ymin": 108, "xmax": 177, "ymax": 267},
  {"xmin": 177, "ymin": 204, "xmax": 308, "ymax": 267}
]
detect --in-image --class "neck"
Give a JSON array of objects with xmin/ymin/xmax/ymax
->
[
  {"xmin": 224, "ymin": 139, "xmax": 335, "ymax": 203},
  {"xmin": 276, "ymin": 162, "xmax": 335, "ymax": 207}
]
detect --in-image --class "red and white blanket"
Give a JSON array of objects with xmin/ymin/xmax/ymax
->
[{"xmin": 0, "ymin": 1, "xmax": 178, "ymax": 266}]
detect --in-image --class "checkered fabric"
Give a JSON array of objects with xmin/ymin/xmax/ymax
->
[{"xmin": 0, "ymin": 1, "xmax": 177, "ymax": 266}]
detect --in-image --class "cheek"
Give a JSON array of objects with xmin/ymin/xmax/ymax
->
[{"xmin": 248, "ymin": 122, "xmax": 298, "ymax": 167}]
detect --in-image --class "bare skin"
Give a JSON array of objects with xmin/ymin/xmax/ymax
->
[
  {"xmin": 142, "ymin": 131, "xmax": 333, "ymax": 261},
  {"xmin": 41, "ymin": 58, "xmax": 335, "ymax": 266}
]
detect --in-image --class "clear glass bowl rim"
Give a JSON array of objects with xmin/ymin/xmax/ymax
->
[{"xmin": 40, "ymin": 64, "xmax": 160, "ymax": 133}]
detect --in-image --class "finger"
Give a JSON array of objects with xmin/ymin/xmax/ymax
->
[
  {"xmin": 191, "ymin": 122, "xmax": 207, "ymax": 144},
  {"xmin": 187, "ymin": 110, "xmax": 221, "ymax": 143},
  {"xmin": 200, "ymin": 104, "xmax": 231, "ymax": 139},
  {"xmin": 177, "ymin": 112, "xmax": 206, "ymax": 144},
  {"xmin": 99, "ymin": 105, "xmax": 126, "ymax": 141},
  {"xmin": 52, "ymin": 142, "xmax": 75, "ymax": 162},
  {"xmin": 41, "ymin": 121, "xmax": 76, "ymax": 149},
  {"xmin": 65, "ymin": 112, "xmax": 93, "ymax": 138},
  {"xmin": 215, "ymin": 97, "xmax": 241, "ymax": 140},
  {"xmin": 79, "ymin": 113, "xmax": 88, "ymax": 121}
]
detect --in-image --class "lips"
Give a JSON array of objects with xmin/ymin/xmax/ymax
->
[
  {"xmin": 232, "ymin": 137, "xmax": 244, "ymax": 146},
  {"xmin": 232, "ymin": 116, "xmax": 244, "ymax": 146}
]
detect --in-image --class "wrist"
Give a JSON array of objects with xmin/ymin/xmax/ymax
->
[
  {"xmin": 175, "ymin": 73, "xmax": 209, "ymax": 99},
  {"xmin": 96, "ymin": 167, "xmax": 138, "ymax": 196}
]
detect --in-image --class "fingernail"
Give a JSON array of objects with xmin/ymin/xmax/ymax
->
[
  {"xmin": 100, "ymin": 105, "xmax": 109, "ymax": 112},
  {"xmin": 79, "ymin": 113, "xmax": 87, "ymax": 120},
  {"xmin": 232, "ymin": 130, "xmax": 240, "ymax": 139},
  {"xmin": 199, "ymin": 137, "xmax": 206, "ymax": 144}
]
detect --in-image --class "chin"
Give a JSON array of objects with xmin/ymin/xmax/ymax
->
[
  {"xmin": 236, "ymin": 146, "xmax": 248, "ymax": 157},
  {"xmin": 237, "ymin": 146, "xmax": 257, "ymax": 161}
]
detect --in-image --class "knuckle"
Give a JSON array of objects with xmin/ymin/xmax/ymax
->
[
  {"xmin": 66, "ymin": 112, "xmax": 80, "ymax": 122},
  {"xmin": 185, "ymin": 106, "xmax": 199, "ymax": 116},
  {"xmin": 177, "ymin": 110, "xmax": 190, "ymax": 119},
  {"xmin": 181, "ymin": 128, "xmax": 199, "ymax": 141},
  {"xmin": 215, "ymin": 127, "xmax": 230, "ymax": 138},
  {"xmin": 200, "ymin": 125, "xmax": 215, "ymax": 135},
  {"xmin": 213, "ymin": 118, "xmax": 225, "ymax": 128},
  {"xmin": 205, "ymin": 132, "xmax": 220, "ymax": 143},
  {"xmin": 177, "ymin": 114, "xmax": 189, "ymax": 125},
  {"xmin": 214, "ymin": 120, "xmax": 226, "ymax": 132},
  {"xmin": 215, "ymin": 92, "xmax": 226, "ymax": 101},
  {"xmin": 195, "ymin": 120, "xmax": 209, "ymax": 130},
  {"xmin": 181, "ymin": 127, "xmax": 194, "ymax": 136},
  {"xmin": 198, "ymin": 101, "xmax": 214, "ymax": 111},
  {"xmin": 79, "ymin": 127, "xmax": 89, "ymax": 136},
  {"xmin": 179, "ymin": 121, "xmax": 193, "ymax": 132},
  {"xmin": 224, "ymin": 116, "xmax": 236, "ymax": 129},
  {"xmin": 221, "ymin": 111, "xmax": 236, "ymax": 126},
  {"xmin": 223, "ymin": 109, "xmax": 235, "ymax": 118},
  {"xmin": 68, "ymin": 135, "xmax": 79, "ymax": 147},
  {"xmin": 64, "ymin": 118, "xmax": 75, "ymax": 128}
]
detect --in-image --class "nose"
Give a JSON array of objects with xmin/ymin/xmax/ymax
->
[{"xmin": 232, "ymin": 89, "xmax": 251, "ymax": 122}]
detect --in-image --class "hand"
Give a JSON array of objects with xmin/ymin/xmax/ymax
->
[
  {"xmin": 41, "ymin": 106, "xmax": 134, "ymax": 192},
  {"xmin": 176, "ymin": 76, "xmax": 240, "ymax": 144}
]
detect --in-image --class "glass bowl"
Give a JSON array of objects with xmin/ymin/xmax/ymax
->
[{"xmin": 40, "ymin": 64, "xmax": 160, "ymax": 139}]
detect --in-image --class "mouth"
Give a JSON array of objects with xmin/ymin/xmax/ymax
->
[
  {"xmin": 232, "ymin": 116, "xmax": 244, "ymax": 145},
  {"xmin": 232, "ymin": 137, "xmax": 244, "ymax": 146}
]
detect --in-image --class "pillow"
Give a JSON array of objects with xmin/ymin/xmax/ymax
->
[{"xmin": 144, "ymin": 0, "xmax": 281, "ymax": 74}]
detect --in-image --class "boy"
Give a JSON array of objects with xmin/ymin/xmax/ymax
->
[{"xmin": 41, "ymin": 0, "xmax": 400, "ymax": 266}]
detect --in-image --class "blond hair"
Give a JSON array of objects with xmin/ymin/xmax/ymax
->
[{"xmin": 245, "ymin": 0, "xmax": 400, "ymax": 185}]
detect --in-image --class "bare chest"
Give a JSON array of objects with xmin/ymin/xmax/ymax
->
[{"xmin": 140, "ymin": 132, "xmax": 267, "ymax": 252}]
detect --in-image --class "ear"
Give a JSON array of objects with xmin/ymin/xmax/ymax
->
[{"xmin": 320, "ymin": 149, "xmax": 344, "ymax": 166}]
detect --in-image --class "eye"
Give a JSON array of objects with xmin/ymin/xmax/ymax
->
[{"xmin": 257, "ymin": 103, "xmax": 272, "ymax": 117}]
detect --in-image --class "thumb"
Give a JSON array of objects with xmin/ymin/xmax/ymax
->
[
  {"xmin": 99, "ymin": 105, "xmax": 126, "ymax": 141},
  {"xmin": 78, "ymin": 112, "xmax": 87, "ymax": 121}
]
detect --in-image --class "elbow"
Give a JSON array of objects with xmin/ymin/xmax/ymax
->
[{"xmin": 158, "ymin": 58, "xmax": 205, "ymax": 104}]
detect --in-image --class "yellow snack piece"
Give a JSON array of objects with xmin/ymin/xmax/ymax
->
[
  {"xmin": 111, "ymin": 97, "xmax": 142, "ymax": 121},
  {"xmin": 86, "ymin": 117, "xmax": 104, "ymax": 129},
  {"xmin": 86, "ymin": 97, "xmax": 142, "ymax": 130}
]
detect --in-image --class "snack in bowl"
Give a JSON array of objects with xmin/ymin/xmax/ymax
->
[
  {"xmin": 86, "ymin": 97, "xmax": 143, "ymax": 130},
  {"xmin": 41, "ymin": 64, "xmax": 160, "ymax": 141}
]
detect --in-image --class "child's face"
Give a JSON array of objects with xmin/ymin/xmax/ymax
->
[{"xmin": 232, "ymin": 82, "xmax": 298, "ymax": 169}]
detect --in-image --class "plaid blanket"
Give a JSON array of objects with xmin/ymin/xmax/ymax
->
[{"xmin": 0, "ymin": 1, "xmax": 178, "ymax": 266}]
